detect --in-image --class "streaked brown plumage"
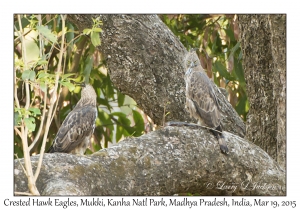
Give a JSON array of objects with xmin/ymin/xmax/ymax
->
[
  {"xmin": 184, "ymin": 50, "xmax": 229, "ymax": 154},
  {"xmin": 48, "ymin": 84, "xmax": 97, "ymax": 155}
]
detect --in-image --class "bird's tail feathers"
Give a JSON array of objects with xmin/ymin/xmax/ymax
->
[
  {"xmin": 47, "ymin": 145, "xmax": 55, "ymax": 153},
  {"xmin": 211, "ymin": 126, "xmax": 229, "ymax": 154},
  {"xmin": 218, "ymin": 135, "xmax": 229, "ymax": 154}
]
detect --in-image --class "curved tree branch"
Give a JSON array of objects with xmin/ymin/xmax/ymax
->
[
  {"xmin": 14, "ymin": 126, "xmax": 285, "ymax": 196},
  {"xmin": 68, "ymin": 14, "xmax": 245, "ymax": 138}
]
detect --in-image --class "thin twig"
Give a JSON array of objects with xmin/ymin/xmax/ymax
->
[
  {"xmin": 34, "ymin": 14, "xmax": 67, "ymax": 182},
  {"xmin": 162, "ymin": 102, "xmax": 170, "ymax": 127},
  {"xmin": 14, "ymin": 127, "xmax": 22, "ymax": 137},
  {"xmin": 17, "ymin": 14, "xmax": 40, "ymax": 195},
  {"xmin": 162, "ymin": 103, "xmax": 166, "ymax": 127},
  {"xmin": 28, "ymin": 86, "xmax": 47, "ymax": 151},
  {"xmin": 14, "ymin": 192, "xmax": 33, "ymax": 196},
  {"xmin": 14, "ymin": 67, "xmax": 21, "ymax": 110},
  {"xmin": 49, "ymin": 20, "xmax": 70, "ymax": 126},
  {"xmin": 14, "ymin": 154, "xmax": 28, "ymax": 176},
  {"xmin": 38, "ymin": 15, "xmax": 44, "ymax": 58},
  {"xmin": 50, "ymin": 40, "xmax": 68, "ymax": 124},
  {"xmin": 28, "ymin": 15, "xmax": 48, "ymax": 151},
  {"xmin": 14, "ymin": 29, "xmax": 32, "ymax": 44},
  {"xmin": 202, "ymin": 15, "xmax": 222, "ymax": 31}
]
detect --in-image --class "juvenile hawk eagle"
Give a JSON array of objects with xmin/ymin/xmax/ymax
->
[
  {"xmin": 48, "ymin": 83, "xmax": 97, "ymax": 155},
  {"xmin": 184, "ymin": 50, "xmax": 229, "ymax": 154}
]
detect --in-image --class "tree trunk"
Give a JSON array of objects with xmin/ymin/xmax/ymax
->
[
  {"xmin": 14, "ymin": 126, "xmax": 285, "ymax": 196},
  {"xmin": 238, "ymin": 15, "xmax": 286, "ymax": 170}
]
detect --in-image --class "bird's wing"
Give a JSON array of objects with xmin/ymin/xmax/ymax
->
[
  {"xmin": 51, "ymin": 105, "xmax": 97, "ymax": 153},
  {"xmin": 186, "ymin": 70, "xmax": 221, "ymax": 128}
]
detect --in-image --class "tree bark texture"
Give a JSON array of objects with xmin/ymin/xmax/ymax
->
[
  {"xmin": 238, "ymin": 15, "xmax": 286, "ymax": 169},
  {"xmin": 14, "ymin": 126, "xmax": 285, "ymax": 196},
  {"xmin": 68, "ymin": 14, "xmax": 245, "ymax": 138},
  {"xmin": 14, "ymin": 14, "xmax": 286, "ymax": 196}
]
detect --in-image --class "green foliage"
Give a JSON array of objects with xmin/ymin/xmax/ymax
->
[
  {"xmin": 60, "ymin": 73, "xmax": 77, "ymax": 92},
  {"xmin": 82, "ymin": 17, "xmax": 103, "ymax": 47},
  {"xmin": 161, "ymin": 14, "xmax": 249, "ymax": 120},
  {"xmin": 24, "ymin": 117, "xmax": 36, "ymax": 132},
  {"xmin": 22, "ymin": 70, "xmax": 35, "ymax": 81},
  {"xmin": 28, "ymin": 107, "xmax": 41, "ymax": 116},
  {"xmin": 90, "ymin": 67, "xmax": 145, "ymax": 150},
  {"xmin": 14, "ymin": 15, "xmax": 76, "ymax": 158},
  {"xmin": 14, "ymin": 107, "xmax": 41, "ymax": 132},
  {"xmin": 36, "ymin": 25, "xmax": 58, "ymax": 43},
  {"xmin": 14, "ymin": 14, "xmax": 145, "ymax": 158}
]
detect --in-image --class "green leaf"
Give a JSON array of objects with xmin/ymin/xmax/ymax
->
[
  {"xmin": 115, "ymin": 125, "xmax": 123, "ymax": 142},
  {"xmin": 83, "ymin": 57, "xmax": 93, "ymax": 84},
  {"xmin": 14, "ymin": 112, "xmax": 22, "ymax": 126},
  {"xmin": 15, "ymin": 108, "xmax": 24, "ymax": 115},
  {"xmin": 85, "ymin": 148, "xmax": 93, "ymax": 155},
  {"xmin": 21, "ymin": 70, "xmax": 35, "ymax": 81},
  {"xmin": 93, "ymin": 28, "xmax": 102, "ymax": 33},
  {"xmin": 28, "ymin": 107, "xmax": 41, "ymax": 116},
  {"xmin": 14, "ymin": 17, "xmax": 30, "ymax": 31},
  {"xmin": 27, "ymin": 15, "xmax": 38, "ymax": 27},
  {"xmin": 82, "ymin": 28, "xmax": 91, "ymax": 35},
  {"xmin": 105, "ymin": 74, "xmax": 115, "ymax": 99},
  {"xmin": 98, "ymin": 98, "xmax": 112, "ymax": 110},
  {"xmin": 29, "ymin": 70, "xmax": 36, "ymax": 81},
  {"xmin": 92, "ymin": 17, "xmax": 103, "ymax": 26},
  {"xmin": 234, "ymin": 58, "xmax": 246, "ymax": 85},
  {"xmin": 38, "ymin": 72, "xmax": 49, "ymax": 79},
  {"xmin": 61, "ymin": 73, "xmax": 76, "ymax": 79},
  {"xmin": 92, "ymin": 142, "xmax": 101, "ymax": 151},
  {"xmin": 235, "ymin": 94, "xmax": 247, "ymax": 116},
  {"xmin": 37, "ymin": 59, "xmax": 48, "ymax": 65},
  {"xmin": 60, "ymin": 81, "xmax": 75, "ymax": 92},
  {"xmin": 98, "ymin": 109, "xmax": 114, "ymax": 130},
  {"xmin": 117, "ymin": 91, "xmax": 125, "ymax": 107},
  {"xmin": 66, "ymin": 22, "xmax": 75, "ymax": 44},
  {"xmin": 24, "ymin": 117, "xmax": 36, "ymax": 132},
  {"xmin": 90, "ymin": 70, "xmax": 103, "ymax": 81},
  {"xmin": 111, "ymin": 112, "xmax": 127, "ymax": 118},
  {"xmin": 238, "ymin": 50, "xmax": 243, "ymax": 60},
  {"xmin": 36, "ymin": 25, "xmax": 57, "ymax": 43},
  {"xmin": 112, "ymin": 112, "xmax": 131, "ymax": 126},
  {"xmin": 132, "ymin": 110, "xmax": 144, "ymax": 136},
  {"xmin": 225, "ymin": 28, "xmax": 235, "ymax": 42},
  {"xmin": 25, "ymin": 39, "xmax": 39, "ymax": 62},
  {"xmin": 22, "ymin": 70, "xmax": 31, "ymax": 80},
  {"xmin": 212, "ymin": 33, "xmax": 222, "ymax": 54},
  {"xmin": 230, "ymin": 42, "xmax": 240, "ymax": 56},
  {"xmin": 213, "ymin": 61, "xmax": 234, "ymax": 81},
  {"xmin": 91, "ymin": 31, "xmax": 101, "ymax": 47},
  {"xmin": 112, "ymin": 112, "xmax": 138, "ymax": 137},
  {"xmin": 39, "ymin": 82, "xmax": 47, "ymax": 92}
]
